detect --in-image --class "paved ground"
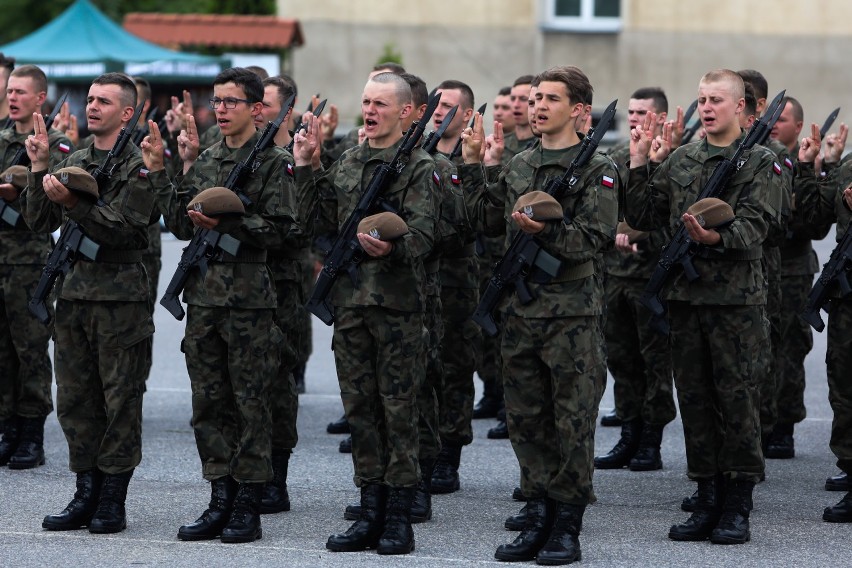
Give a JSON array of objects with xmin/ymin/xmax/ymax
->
[{"xmin": 1, "ymin": 234, "xmax": 851, "ymax": 567}]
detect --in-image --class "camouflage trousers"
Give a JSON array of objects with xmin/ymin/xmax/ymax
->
[
  {"xmin": 419, "ymin": 273, "xmax": 442, "ymax": 465},
  {"xmin": 333, "ymin": 306, "xmax": 425, "ymax": 488},
  {"xmin": 776, "ymin": 274, "xmax": 813, "ymax": 424},
  {"xmin": 502, "ymin": 314, "xmax": 606, "ymax": 505},
  {"xmin": 54, "ymin": 299, "xmax": 152, "ymax": 474},
  {"xmin": 477, "ymin": 255, "xmax": 503, "ymax": 400},
  {"xmin": 183, "ymin": 305, "xmax": 280, "ymax": 483},
  {"xmin": 759, "ymin": 256, "xmax": 782, "ymax": 435},
  {"xmin": 603, "ymin": 275, "xmax": 675, "ymax": 426},
  {"xmin": 438, "ymin": 286, "xmax": 480, "ymax": 445},
  {"xmin": 295, "ymin": 253, "xmax": 317, "ymax": 366},
  {"xmin": 0, "ymin": 264, "xmax": 53, "ymax": 420},
  {"xmin": 270, "ymin": 278, "xmax": 302, "ymax": 452},
  {"xmin": 827, "ymin": 296, "xmax": 852, "ymax": 475},
  {"xmin": 667, "ymin": 302, "xmax": 766, "ymax": 482}
]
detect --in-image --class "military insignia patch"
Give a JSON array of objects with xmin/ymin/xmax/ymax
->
[
  {"xmin": 601, "ymin": 175, "xmax": 614, "ymax": 188},
  {"xmin": 523, "ymin": 205, "xmax": 534, "ymax": 219},
  {"xmin": 58, "ymin": 143, "xmax": 70, "ymax": 154},
  {"xmin": 451, "ymin": 174, "xmax": 461, "ymax": 185},
  {"xmin": 783, "ymin": 157, "xmax": 794, "ymax": 170},
  {"xmin": 286, "ymin": 163, "xmax": 294, "ymax": 177},
  {"xmin": 773, "ymin": 162, "xmax": 782, "ymax": 175},
  {"xmin": 138, "ymin": 168, "xmax": 149, "ymax": 179},
  {"xmin": 432, "ymin": 171, "xmax": 440, "ymax": 186},
  {"xmin": 3, "ymin": 174, "xmax": 11, "ymax": 183},
  {"xmin": 59, "ymin": 172, "xmax": 69, "ymax": 184}
]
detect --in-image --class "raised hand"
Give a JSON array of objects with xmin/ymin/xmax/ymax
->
[
  {"xmin": 177, "ymin": 114, "xmax": 200, "ymax": 171},
  {"xmin": 798, "ymin": 123, "xmax": 821, "ymax": 163},
  {"xmin": 25, "ymin": 112, "xmax": 51, "ymax": 171},
  {"xmin": 670, "ymin": 105, "xmax": 685, "ymax": 148},
  {"xmin": 484, "ymin": 120, "xmax": 504, "ymax": 166},
  {"xmin": 822, "ymin": 123, "xmax": 847, "ymax": 164},
  {"xmin": 52, "ymin": 101, "xmax": 79, "ymax": 146},
  {"xmin": 293, "ymin": 112, "xmax": 320, "ymax": 168},
  {"xmin": 649, "ymin": 120, "xmax": 674, "ymax": 163},
  {"xmin": 629, "ymin": 111, "xmax": 656, "ymax": 167},
  {"xmin": 140, "ymin": 120, "xmax": 165, "ymax": 172},
  {"xmin": 461, "ymin": 112, "xmax": 485, "ymax": 164}
]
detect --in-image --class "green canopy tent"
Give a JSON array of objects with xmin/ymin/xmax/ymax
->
[{"xmin": 0, "ymin": 0, "xmax": 230, "ymax": 84}]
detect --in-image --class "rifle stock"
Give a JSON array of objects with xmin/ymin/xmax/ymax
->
[{"xmin": 801, "ymin": 224, "xmax": 852, "ymax": 332}]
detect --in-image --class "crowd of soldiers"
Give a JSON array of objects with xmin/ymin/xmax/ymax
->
[{"xmin": 0, "ymin": 49, "xmax": 850, "ymax": 565}]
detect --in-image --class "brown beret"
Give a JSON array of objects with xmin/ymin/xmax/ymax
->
[
  {"xmin": 54, "ymin": 166, "xmax": 99, "ymax": 201},
  {"xmin": 616, "ymin": 221, "xmax": 650, "ymax": 243},
  {"xmin": 686, "ymin": 197, "xmax": 735, "ymax": 229},
  {"xmin": 514, "ymin": 191, "xmax": 563, "ymax": 221},
  {"xmin": 0, "ymin": 165, "xmax": 28, "ymax": 190},
  {"xmin": 187, "ymin": 187, "xmax": 246, "ymax": 217},
  {"xmin": 357, "ymin": 212, "xmax": 408, "ymax": 241}
]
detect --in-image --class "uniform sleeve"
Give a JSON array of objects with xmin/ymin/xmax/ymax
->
[
  {"xmin": 458, "ymin": 162, "xmax": 507, "ymax": 237},
  {"xmin": 389, "ymin": 159, "xmax": 436, "ymax": 261},
  {"xmin": 798, "ymin": 160, "xmax": 840, "ymax": 228},
  {"xmin": 22, "ymin": 167, "xmax": 65, "ymax": 233},
  {"xmin": 715, "ymin": 155, "xmax": 774, "ymax": 251},
  {"xmin": 625, "ymin": 158, "xmax": 672, "ymax": 232}
]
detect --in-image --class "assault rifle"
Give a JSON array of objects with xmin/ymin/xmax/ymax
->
[
  {"xmin": 449, "ymin": 103, "xmax": 486, "ymax": 161},
  {"xmin": 801, "ymin": 224, "xmax": 852, "ymax": 332},
  {"xmin": 28, "ymin": 101, "xmax": 145, "ymax": 324},
  {"xmin": 1, "ymin": 92, "xmax": 68, "ymax": 228},
  {"xmin": 471, "ymin": 99, "xmax": 618, "ymax": 337},
  {"xmin": 285, "ymin": 98, "xmax": 327, "ymax": 154},
  {"xmin": 159, "ymin": 94, "xmax": 296, "ymax": 320},
  {"xmin": 639, "ymin": 90, "xmax": 786, "ymax": 334},
  {"xmin": 306, "ymin": 91, "xmax": 442, "ymax": 325},
  {"xmin": 680, "ymin": 99, "xmax": 699, "ymax": 145}
]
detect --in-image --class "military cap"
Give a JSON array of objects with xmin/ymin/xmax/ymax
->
[
  {"xmin": 686, "ymin": 197, "xmax": 735, "ymax": 228},
  {"xmin": 187, "ymin": 187, "xmax": 245, "ymax": 217},
  {"xmin": 617, "ymin": 221, "xmax": 649, "ymax": 243},
  {"xmin": 54, "ymin": 166, "xmax": 99, "ymax": 201},
  {"xmin": 357, "ymin": 212, "xmax": 408, "ymax": 241},
  {"xmin": 514, "ymin": 191, "xmax": 563, "ymax": 221},
  {"xmin": 0, "ymin": 165, "xmax": 28, "ymax": 190}
]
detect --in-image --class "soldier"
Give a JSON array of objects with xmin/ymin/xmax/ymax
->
[
  {"xmin": 502, "ymin": 75, "xmax": 536, "ymax": 164},
  {"xmin": 24, "ymin": 72, "xmax": 159, "ymax": 534},
  {"xmin": 461, "ymin": 66, "xmax": 617, "ymax": 564},
  {"xmin": 595, "ymin": 87, "xmax": 676, "ymax": 470},
  {"xmin": 0, "ymin": 65, "xmax": 74, "ymax": 469},
  {"xmin": 293, "ymin": 71, "xmax": 436, "ymax": 555},
  {"xmin": 0, "ymin": 54, "xmax": 14, "ymax": 128},
  {"xmin": 150, "ymin": 67, "xmax": 299, "ymax": 544},
  {"xmin": 797, "ymin": 127, "xmax": 852, "ymax": 523},
  {"xmin": 625, "ymin": 69, "xmax": 784, "ymax": 545},
  {"xmin": 492, "ymin": 86, "xmax": 515, "ymax": 136},
  {"xmin": 428, "ymin": 79, "xmax": 480, "ymax": 495}
]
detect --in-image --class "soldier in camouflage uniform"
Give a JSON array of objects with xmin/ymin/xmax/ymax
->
[
  {"xmin": 293, "ymin": 72, "xmax": 436, "ymax": 555},
  {"xmin": 797, "ymin": 133, "xmax": 852, "ymax": 523},
  {"xmin": 461, "ymin": 66, "xmax": 617, "ymax": 564},
  {"xmin": 24, "ymin": 73, "xmax": 159, "ymax": 534},
  {"xmin": 152, "ymin": 68, "xmax": 300, "ymax": 544},
  {"xmin": 0, "ymin": 65, "xmax": 74, "ymax": 470},
  {"xmin": 596, "ymin": 87, "xmax": 676, "ymax": 473},
  {"xmin": 625, "ymin": 69, "xmax": 785, "ymax": 545}
]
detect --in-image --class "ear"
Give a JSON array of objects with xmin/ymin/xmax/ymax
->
[
  {"xmin": 734, "ymin": 97, "xmax": 745, "ymax": 115},
  {"xmin": 36, "ymin": 91, "xmax": 46, "ymax": 108},
  {"xmin": 462, "ymin": 107, "xmax": 474, "ymax": 124},
  {"xmin": 250, "ymin": 101, "xmax": 264, "ymax": 118},
  {"xmin": 121, "ymin": 105, "xmax": 135, "ymax": 123},
  {"xmin": 657, "ymin": 111, "xmax": 668, "ymax": 124},
  {"xmin": 399, "ymin": 102, "xmax": 412, "ymax": 120}
]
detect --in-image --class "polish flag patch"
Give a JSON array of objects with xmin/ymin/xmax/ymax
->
[
  {"xmin": 164, "ymin": 148, "xmax": 172, "ymax": 158},
  {"xmin": 783, "ymin": 157, "xmax": 794, "ymax": 170},
  {"xmin": 286, "ymin": 163, "xmax": 294, "ymax": 177},
  {"xmin": 138, "ymin": 168, "xmax": 149, "ymax": 179},
  {"xmin": 58, "ymin": 143, "xmax": 70, "ymax": 153},
  {"xmin": 432, "ymin": 171, "xmax": 441, "ymax": 186},
  {"xmin": 451, "ymin": 174, "xmax": 461, "ymax": 185},
  {"xmin": 772, "ymin": 162, "xmax": 782, "ymax": 175},
  {"xmin": 601, "ymin": 175, "xmax": 614, "ymax": 188}
]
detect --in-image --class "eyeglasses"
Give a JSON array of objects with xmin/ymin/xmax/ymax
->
[{"xmin": 209, "ymin": 97, "xmax": 251, "ymax": 110}]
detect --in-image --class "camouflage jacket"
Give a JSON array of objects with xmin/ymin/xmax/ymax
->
[
  {"xmin": 156, "ymin": 130, "xmax": 301, "ymax": 309},
  {"xmin": 321, "ymin": 128, "xmax": 360, "ymax": 168},
  {"xmin": 461, "ymin": 138, "xmax": 619, "ymax": 317},
  {"xmin": 266, "ymin": 150, "xmax": 312, "ymax": 284},
  {"xmin": 295, "ymin": 138, "xmax": 437, "ymax": 313},
  {"xmin": 23, "ymin": 142, "xmax": 159, "ymax": 302},
  {"xmin": 433, "ymin": 151, "xmax": 478, "ymax": 289},
  {"xmin": 625, "ymin": 134, "xmax": 785, "ymax": 305},
  {"xmin": 501, "ymin": 131, "xmax": 536, "ymax": 168},
  {"xmin": 0, "ymin": 126, "xmax": 74, "ymax": 264}
]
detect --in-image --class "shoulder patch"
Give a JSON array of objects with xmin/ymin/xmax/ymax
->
[
  {"xmin": 286, "ymin": 163, "xmax": 294, "ymax": 177},
  {"xmin": 601, "ymin": 175, "xmax": 615, "ymax": 189},
  {"xmin": 58, "ymin": 142, "xmax": 70, "ymax": 154},
  {"xmin": 432, "ymin": 171, "xmax": 441, "ymax": 186},
  {"xmin": 783, "ymin": 157, "xmax": 794, "ymax": 170},
  {"xmin": 772, "ymin": 162, "xmax": 782, "ymax": 175},
  {"xmin": 451, "ymin": 173, "xmax": 461, "ymax": 185},
  {"xmin": 164, "ymin": 148, "xmax": 172, "ymax": 158},
  {"xmin": 138, "ymin": 168, "xmax": 149, "ymax": 179}
]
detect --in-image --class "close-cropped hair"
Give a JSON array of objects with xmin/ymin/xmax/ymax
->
[
  {"xmin": 10, "ymin": 65, "xmax": 47, "ymax": 94},
  {"xmin": 92, "ymin": 72, "xmax": 138, "ymax": 108},
  {"xmin": 214, "ymin": 67, "xmax": 264, "ymax": 104},
  {"xmin": 631, "ymin": 87, "xmax": 668, "ymax": 114},
  {"xmin": 368, "ymin": 72, "xmax": 412, "ymax": 105},
  {"xmin": 784, "ymin": 96, "xmax": 804, "ymax": 123},
  {"xmin": 263, "ymin": 76, "xmax": 297, "ymax": 107},
  {"xmin": 134, "ymin": 77, "xmax": 151, "ymax": 103},
  {"xmin": 743, "ymin": 83, "xmax": 757, "ymax": 118},
  {"xmin": 737, "ymin": 69, "xmax": 768, "ymax": 101},
  {"xmin": 498, "ymin": 86, "xmax": 511, "ymax": 96},
  {"xmin": 513, "ymin": 74, "xmax": 535, "ymax": 88},
  {"xmin": 536, "ymin": 66, "xmax": 594, "ymax": 107},
  {"xmin": 701, "ymin": 69, "xmax": 745, "ymax": 100},
  {"xmin": 372, "ymin": 62, "xmax": 406, "ymax": 75},
  {"xmin": 400, "ymin": 73, "xmax": 428, "ymax": 108},
  {"xmin": 436, "ymin": 79, "xmax": 474, "ymax": 110}
]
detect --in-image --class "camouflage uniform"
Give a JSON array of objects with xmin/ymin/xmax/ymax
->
[
  {"xmin": 22, "ymin": 142, "xmax": 158, "ymax": 474},
  {"xmin": 155, "ymin": 130, "xmax": 299, "ymax": 483},
  {"xmin": 461, "ymin": 141, "xmax": 618, "ymax": 504},
  {"xmin": 0, "ymin": 128, "xmax": 72, "ymax": 424},
  {"xmin": 321, "ymin": 128, "xmax": 360, "ymax": 168},
  {"xmin": 798, "ymin": 160, "xmax": 852, "ymax": 477},
  {"xmin": 602, "ymin": 141, "xmax": 676, "ymax": 428},
  {"xmin": 625, "ymin": 134, "xmax": 785, "ymax": 483},
  {"xmin": 295, "ymin": 139, "xmax": 437, "ymax": 488}
]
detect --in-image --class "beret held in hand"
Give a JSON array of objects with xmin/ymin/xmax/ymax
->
[
  {"xmin": 514, "ymin": 191, "xmax": 564, "ymax": 221},
  {"xmin": 686, "ymin": 197, "xmax": 735, "ymax": 229},
  {"xmin": 187, "ymin": 187, "xmax": 245, "ymax": 217},
  {"xmin": 357, "ymin": 212, "xmax": 408, "ymax": 241},
  {"xmin": 53, "ymin": 166, "xmax": 99, "ymax": 201}
]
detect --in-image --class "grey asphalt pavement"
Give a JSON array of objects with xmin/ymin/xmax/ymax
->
[{"xmin": 1, "ymin": 234, "xmax": 851, "ymax": 567}]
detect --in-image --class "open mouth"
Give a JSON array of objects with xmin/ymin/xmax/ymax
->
[{"xmin": 364, "ymin": 118, "xmax": 378, "ymax": 128}]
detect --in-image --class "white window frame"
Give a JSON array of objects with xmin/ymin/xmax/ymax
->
[{"xmin": 540, "ymin": 0, "xmax": 622, "ymax": 33}]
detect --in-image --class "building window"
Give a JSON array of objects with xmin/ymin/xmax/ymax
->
[{"xmin": 542, "ymin": 0, "xmax": 622, "ymax": 33}]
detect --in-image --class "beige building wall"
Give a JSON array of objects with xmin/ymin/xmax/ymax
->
[{"xmin": 279, "ymin": 0, "xmax": 852, "ymax": 136}]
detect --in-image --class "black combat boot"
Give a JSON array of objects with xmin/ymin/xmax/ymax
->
[
  {"xmin": 0, "ymin": 416, "xmax": 20, "ymax": 466},
  {"xmin": 260, "ymin": 451, "xmax": 291, "ymax": 514},
  {"xmin": 8, "ymin": 415, "xmax": 46, "ymax": 470},
  {"xmin": 411, "ymin": 459, "xmax": 433, "ymax": 523},
  {"xmin": 826, "ymin": 472, "xmax": 850, "ymax": 492},
  {"xmin": 327, "ymin": 484, "xmax": 387, "ymax": 552},
  {"xmin": 178, "ymin": 476, "xmax": 238, "ymax": 540},
  {"xmin": 710, "ymin": 479, "xmax": 754, "ymax": 544},
  {"xmin": 505, "ymin": 503, "xmax": 528, "ymax": 530},
  {"xmin": 765, "ymin": 422, "xmax": 795, "ymax": 459},
  {"xmin": 326, "ymin": 414, "xmax": 350, "ymax": 434},
  {"xmin": 42, "ymin": 470, "xmax": 103, "ymax": 530},
  {"xmin": 488, "ymin": 407, "xmax": 510, "ymax": 439},
  {"xmin": 377, "ymin": 487, "xmax": 416, "ymax": 555},
  {"xmin": 629, "ymin": 423, "xmax": 663, "ymax": 471},
  {"xmin": 431, "ymin": 443, "xmax": 462, "ymax": 494},
  {"xmin": 292, "ymin": 362, "xmax": 306, "ymax": 395},
  {"xmin": 823, "ymin": 491, "xmax": 852, "ymax": 522},
  {"xmin": 339, "ymin": 435, "xmax": 352, "ymax": 453},
  {"xmin": 536, "ymin": 501, "xmax": 584, "ymax": 565},
  {"xmin": 495, "ymin": 498, "xmax": 554, "ymax": 562},
  {"xmin": 600, "ymin": 409, "xmax": 623, "ymax": 427},
  {"xmin": 681, "ymin": 487, "xmax": 698, "ymax": 512},
  {"xmin": 473, "ymin": 394, "xmax": 503, "ymax": 419},
  {"xmin": 594, "ymin": 419, "xmax": 642, "ymax": 469},
  {"xmin": 669, "ymin": 476, "xmax": 723, "ymax": 541},
  {"xmin": 221, "ymin": 482, "xmax": 264, "ymax": 543},
  {"xmin": 513, "ymin": 486, "xmax": 527, "ymax": 501},
  {"xmin": 89, "ymin": 470, "xmax": 134, "ymax": 534}
]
